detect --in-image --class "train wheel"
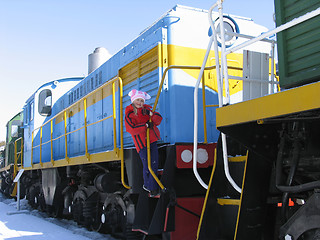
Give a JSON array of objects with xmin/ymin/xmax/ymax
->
[
  {"xmin": 28, "ymin": 184, "xmax": 40, "ymax": 209},
  {"xmin": 72, "ymin": 190, "xmax": 87, "ymax": 226},
  {"xmin": 46, "ymin": 204, "xmax": 63, "ymax": 218},
  {"xmin": 102, "ymin": 193, "xmax": 127, "ymax": 236},
  {"xmin": 91, "ymin": 201, "xmax": 105, "ymax": 232},
  {"xmin": 298, "ymin": 228, "xmax": 320, "ymax": 240},
  {"xmin": 62, "ymin": 189, "xmax": 74, "ymax": 218},
  {"xmin": 38, "ymin": 192, "xmax": 46, "ymax": 212}
]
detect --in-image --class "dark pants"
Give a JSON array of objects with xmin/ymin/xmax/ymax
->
[{"xmin": 138, "ymin": 142, "xmax": 159, "ymax": 191}]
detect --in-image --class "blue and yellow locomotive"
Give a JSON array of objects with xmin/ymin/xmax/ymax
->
[{"xmin": 0, "ymin": 3, "xmax": 287, "ymax": 240}]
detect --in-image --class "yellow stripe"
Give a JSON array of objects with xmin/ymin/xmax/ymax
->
[
  {"xmin": 167, "ymin": 44, "xmax": 243, "ymax": 96},
  {"xmin": 217, "ymin": 198, "xmax": 240, "ymax": 206},
  {"xmin": 228, "ymin": 156, "xmax": 246, "ymax": 162},
  {"xmin": 21, "ymin": 150, "xmax": 121, "ymax": 171},
  {"xmin": 234, "ymin": 151, "xmax": 249, "ymax": 240},
  {"xmin": 217, "ymin": 81, "xmax": 320, "ymax": 128},
  {"xmin": 196, "ymin": 148, "xmax": 217, "ymax": 240},
  {"xmin": 55, "ymin": 43, "xmax": 243, "ymax": 125}
]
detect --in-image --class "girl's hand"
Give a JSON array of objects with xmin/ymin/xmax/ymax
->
[{"xmin": 149, "ymin": 111, "xmax": 153, "ymax": 116}]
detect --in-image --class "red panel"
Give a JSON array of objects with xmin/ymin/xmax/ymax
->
[
  {"xmin": 176, "ymin": 143, "xmax": 216, "ymax": 169},
  {"xmin": 171, "ymin": 197, "xmax": 204, "ymax": 240}
]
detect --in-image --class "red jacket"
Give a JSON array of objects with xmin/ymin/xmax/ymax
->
[{"xmin": 125, "ymin": 104, "xmax": 162, "ymax": 153}]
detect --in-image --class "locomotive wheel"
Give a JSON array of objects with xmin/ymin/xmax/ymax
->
[
  {"xmin": 102, "ymin": 193, "xmax": 127, "ymax": 236},
  {"xmin": 28, "ymin": 185, "xmax": 40, "ymax": 209},
  {"xmin": 298, "ymin": 228, "xmax": 320, "ymax": 240},
  {"xmin": 47, "ymin": 204, "xmax": 63, "ymax": 218},
  {"xmin": 63, "ymin": 190, "xmax": 74, "ymax": 218},
  {"xmin": 72, "ymin": 190, "xmax": 87, "ymax": 226},
  {"xmin": 91, "ymin": 201, "xmax": 105, "ymax": 232},
  {"xmin": 38, "ymin": 192, "xmax": 46, "ymax": 212}
]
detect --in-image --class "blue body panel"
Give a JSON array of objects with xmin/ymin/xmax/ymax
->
[{"xmin": 27, "ymin": 6, "xmax": 220, "ymax": 164}]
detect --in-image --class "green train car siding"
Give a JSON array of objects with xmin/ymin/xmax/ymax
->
[
  {"xmin": 5, "ymin": 112, "xmax": 23, "ymax": 167},
  {"xmin": 275, "ymin": 0, "xmax": 320, "ymax": 89}
]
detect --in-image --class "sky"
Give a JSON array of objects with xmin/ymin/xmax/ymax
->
[{"xmin": 0, "ymin": 0, "xmax": 275, "ymax": 141}]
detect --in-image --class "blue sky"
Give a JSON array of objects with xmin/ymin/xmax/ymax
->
[{"xmin": 0, "ymin": 0, "xmax": 275, "ymax": 141}]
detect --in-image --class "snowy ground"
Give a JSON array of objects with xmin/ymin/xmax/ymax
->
[{"xmin": 0, "ymin": 193, "xmax": 117, "ymax": 240}]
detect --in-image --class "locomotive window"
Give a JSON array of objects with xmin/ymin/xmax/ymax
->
[
  {"xmin": 69, "ymin": 92, "xmax": 73, "ymax": 104},
  {"xmin": 80, "ymin": 85, "xmax": 83, "ymax": 96},
  {"xmin": 30, "ymin": 101, "xmax": 34, "ymax": 121},
  {"xmin": 87, "ymin": 81, "xmax": 90, "ymax": 92},
  {"xmin": 11, "ymin": 125, "xmax": 18, "ymax": 138},
  {"xmin": 38, "ymin": 89, "xmax": 52, "ymax": 116},
  {"xmin": 99, "ymin": 71, "xmax": 102, "ymax": 84},
  {"xmin": 74, "ymin": 91, "xmax": 77, "ymax": 101},
  {"xmin": 24, "ymin": 107, "xmax": 29, "ymax": 125},
  {"xmin": 77, "ymin": 88, "xmax": 80, "ymax": 99},
  {"xmin": 91, "ymin": 78, "xmax": 94, "ymax": 89},
  {"xmin": 95, "ymin": 74, "xmax": 98, "ymax": 87}
]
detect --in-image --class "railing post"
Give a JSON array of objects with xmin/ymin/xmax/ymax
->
[
  {"xmin": 83, "ymin": 98, "xmax": 90, "ymax": 161},
  {"xmin": 40, "ymin": 126, "xmax": 43, "ymax": 166},
  {"xmin": 118, "ymin": 77, "xmax": 130, "ymax": 189},
  {"xmin": 14, "ymin": 141, "xmax": 18, "ymax": 177},
  {"xmin": 270, "ymin": 41, "xmax": 275, "ymax": 94},
  {"xmin": 31, "ymin": 131, "xmax": 34, "ymax": 167},
  {"xmin": 21, "ymin": 138, "xmax": 24, "ymax": 168},
  {"xmin": 146, "ymin": 127, "xmax": 165, "ymax": 190},
  {"xmin": 112, "ymin": 82, "xmax": 118, "ymax": 156},
  {"xmin": 50, "ymin": 120, "xmax": 54, "ymax": 165},
  {"xmin": 64, "ymin": 111, "xmax": 69, "ymax": 162}
]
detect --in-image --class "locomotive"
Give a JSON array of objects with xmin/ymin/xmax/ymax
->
[{"xmin": 1, "ymin": 1, "xmax": 311, "ymax": 239}]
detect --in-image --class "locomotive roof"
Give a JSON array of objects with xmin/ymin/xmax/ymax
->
[{"xmin": 24, "ymin": 77, "xmax": 83, "ymax": 105}]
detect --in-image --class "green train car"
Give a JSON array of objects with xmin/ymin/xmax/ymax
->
[
  {"xmin": 275, "ymin": 0, "xmax": 320, "ymax": 89},
  {"xmin": 0, "ymin": 112, "xmax": 23, "ymax": 196}
]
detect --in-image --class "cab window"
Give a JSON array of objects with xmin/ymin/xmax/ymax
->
[{"xmin": 38, "ymin": 89, "xmax": 52, "ymax": 116}]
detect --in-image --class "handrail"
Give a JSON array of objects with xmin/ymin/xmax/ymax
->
[
  {"xmin": 192, "ymin": 1, "xmax": 222, "ymax": 190},
  {"xmin": 193, "ymin": 0, "xmax": 242, "ymax": 192},
  {"xmin": 214, "ymin": 3, "xmax": 320, "ymax": 194},
  {"xmin": 14, "ymin": 137, "xmax": 23, "ymax": 174},
  {"xmin": 118, "ymin": 77, "xmax": 130, "ymax": 189},
  {"xmin": 225, "ymin": 7, "xmax": 320, "ymax": 55},
  {"xmin": 148, "ymin": 64, "xmax": 224, "ymax": 190},
  {"xmin": 30, "ymin": 76, "xmax": 130, "ymax": 189}
]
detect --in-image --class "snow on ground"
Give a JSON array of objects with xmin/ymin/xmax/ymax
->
[{"xmin": 0, "ymin": 193, "xmax": 117, "ymax": 240}]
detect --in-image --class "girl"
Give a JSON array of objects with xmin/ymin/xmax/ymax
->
[{"xmin": 125, "ymin": 89, "xmax": 162, "ymax": 197}]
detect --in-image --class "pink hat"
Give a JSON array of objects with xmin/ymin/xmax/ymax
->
[{"xmin": 128, "ymin": 89, "xmax": 151, "ymax": 103}]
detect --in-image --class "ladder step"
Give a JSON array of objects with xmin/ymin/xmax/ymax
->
[
  {"xmin": 228, "ymin": 156, "xmax": 247, "ymax": 162},
  {"xmin": 217, "ymin": 198, "xmax": 241, "ymax": 206}
]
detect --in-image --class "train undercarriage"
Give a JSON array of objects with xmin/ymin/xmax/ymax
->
[{"xmin": 1, "ymin": 144, "xmax": 212, "ymax": 240}]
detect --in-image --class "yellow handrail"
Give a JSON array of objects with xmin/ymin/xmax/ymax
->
[
  {"xmin": 147, "ymin": 64, "xmax": 228, "ymax": 190},
  {"xmin": 112, "ymin": 82, "xmax": 118, "ymax": 156},
  {"xmin": 64, "ymin": 110, "xmax": 69, "ymax": 162},
  {"xmin": 83, "ymin": 98, "xmax": 89, "ymax": 160},
  {"xmin": 29, "ymin": 76, "xmax": 130, "ymax": 189},
  {"xmin": 118, "ymin": 77, "xmax": 130, "ymax": 189},
  {"xmin": 31, "ymin": 131, "xmax": 34, "ymax": 167},
  {"xmin": 40, "ymin": 126, "xmax": 43, "ymax": 166},
  {"xmin": 50, "ymin": 120, "xmax": 54, "ymax": 165},
  {"xmin": 14, "ymin": 137, "xmax": 24, "ymax": 172}
]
